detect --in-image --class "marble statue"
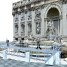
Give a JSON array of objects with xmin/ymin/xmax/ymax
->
[
  {"xmin": 46, "ymin": 21, "xmax": 56, "ymax": 40},
  {"xmin": 36, "ymin": 22, "xmax": 41, "ymax": 34}
]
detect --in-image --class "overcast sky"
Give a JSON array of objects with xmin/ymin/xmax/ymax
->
[{"xmin": 0, "ymin": 0, "xmax": 20, "ymax": 41}]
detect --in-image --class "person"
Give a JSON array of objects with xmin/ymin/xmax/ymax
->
[
  {"xmin": 6, "ymin": 39, "xmax": 9, "ymax": 47},
  {"xmin": 36, "ymin": 38, "xmax": 41, "ymax": 49}
]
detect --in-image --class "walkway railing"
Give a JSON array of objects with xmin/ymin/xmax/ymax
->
[{"xmin": 0, "ymin": 43, "xmax": 61, "ymax": 65}]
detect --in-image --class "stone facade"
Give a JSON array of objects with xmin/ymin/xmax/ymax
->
[{"xmin": 12, "ymin": 0, "xmax": 67, "ymax": 42}]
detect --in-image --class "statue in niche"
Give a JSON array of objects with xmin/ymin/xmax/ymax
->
[
  {"xmin": 46, "ymin": 21, "xmax": 56, "ymax": 40},
  {"xmin": 36, "ymin": 22, "xmax": 41, "ymax": 34},
  {"xmin": 28, "ymin": 23, "xmax": 32, "ymax": 34},
  {"xmin": 46, "ymin": 21, "xmax": 53, "ymax": 34},
  {"xmin": 35, "ymin": 9, "xmax": 41, "ymax": 34},
  {"xmin": 15, "ymin": 24, "xmax": 18, "ymax": 33},
  {"xmin": 21, "ymin": 24, "xmax": 25, "ymax": 33}
]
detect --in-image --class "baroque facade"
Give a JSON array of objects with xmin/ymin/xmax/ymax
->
[{"xmin": 12, "ymin": 0, "xmax": 67, "ymax": 42}]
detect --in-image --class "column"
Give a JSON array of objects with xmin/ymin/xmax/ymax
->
[
  {"xmin": 41, "ymin": 8, "xmax": 45, "ymax": 36},
  {"xmin": 43, "ymin": 18, "xmax": 47, "ymax": 37},
  {"xmin": 13, "ymin": 15, "xmax": 15, "ymax": 40},
  {"xmin": 45, "ymin": 19, "xmax": 47, "ymax": 32},
  {"xmin": 32, "ymin": 10, "xmax": 35, "ymax": 36},
  {"xmin": 44, "ymin": 7, "xmax": 48, "ymax": 36},
  {"xmin": 18, "ymin": 13, "xmax": 21, "ymax": 40},
  {"xmin": 25, "ymin": 11, "xmax": 28, "ymax": 36},
  {"xmin": 59, "ymin": 16, "xmax": 63, "ymax": 35},
  {"xmin": 62, "ymin": 4, "xmax": 67, "ymax": 36}
]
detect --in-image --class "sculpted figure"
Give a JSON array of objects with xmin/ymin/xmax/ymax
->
[{"xmin": 46, "ymin": 21, "xmax": 56, "ymax": 40}]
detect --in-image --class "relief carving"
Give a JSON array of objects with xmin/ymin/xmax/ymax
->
[{"xmin": 35, "ymin": 9, "xmax": 41, "ymax": 34}]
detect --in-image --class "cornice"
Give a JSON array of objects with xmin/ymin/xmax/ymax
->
[
  {"xmin": 12, "ymin": 0, "xmax": 60, "ymax": 9},
  {"xmin": 12, "ymin": 0, "xmax": 64, "ymax": 16}
]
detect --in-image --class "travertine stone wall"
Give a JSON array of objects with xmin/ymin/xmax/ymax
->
[{"xmin": 12, "ymin": 0, "xmax": 67, "ymax": 41}]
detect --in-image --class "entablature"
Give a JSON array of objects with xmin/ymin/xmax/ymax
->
[
  {"xmin": 12, "ymin": 0, "xmax": 60, "ymax": 9},
  {"xmin": 12, "ymin": 0, "xmax": 66, "ymax": 16}
]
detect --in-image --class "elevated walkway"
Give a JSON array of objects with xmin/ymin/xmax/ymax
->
[{"xmin": 0, "ymin": 42, "xmax": 61, "ymax": 65}]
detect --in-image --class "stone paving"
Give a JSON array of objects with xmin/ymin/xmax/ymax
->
[{"xmin": 0, "ymin": 58, "xmax": 67, "ymax": 67}]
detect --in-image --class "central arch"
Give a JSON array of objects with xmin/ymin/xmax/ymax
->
[
  {"xmin": 47, "ymin": 8, "xmax": 60, "ymax": 34},
  {"xmin": 47, "ymin": 8, "xmax": 59, "ymax": 18},
  {"xmin": 45, "ymin": 4, "xmax": 62, "ymax": 17},
  {"xmin": 45, "ymin": 5, "xmax": 62, "ymax": 35},
  {"xmin": 44, "ymin": 4, "xmax": 62, "ymax": 36}
]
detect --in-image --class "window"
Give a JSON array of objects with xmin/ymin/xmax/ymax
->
[
  {"xmin": 15, "ymin": 24, "xmax": 18, "ymax": 33},
  {"xmin": 28, "ymin": 23, "xmax": 32, "ymax": 34},
  {"xmin": 15, "ymin": 14, "xmax": 19, "ymax": 22},
  {"xmin": 28, "ymin": 0, "xmax": 30, "ymax": 1},
  {"xmin": 15, "ymin": 17, "xmax": 18, "ymax": 22},
  {"xmin": 21, "ymin": 24, "xmax": 25, "ymax": 33},
  {"xmin": 21, "ymin": 16, "xmax": 25, "ymax": 21},
  {"xmin": 21, "ymin": 38, "xmax": 24, "ymax": 40},
  {"xmin": 15, "ymin": 38, "xmax": 18, "ymax": 41},
  {"xmin": 21, "ymin": 13, "xmax": 25, "ymax": 21},
  {"xmin": 36, "ymin": 22, "xmax": 41, "ymax": 34},
  {"xmin": 27, "ymin": 11, "xmax": 32, "ymax": 20}
]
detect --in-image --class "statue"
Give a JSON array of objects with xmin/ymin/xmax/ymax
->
[
  {"xmin": 36, "ymin": 37, "xmax": 41, "ymax": 49},
  {"xmin": 35, "ymin": 9, "xmax": 41, "ymax": 34},
  {"xmin": 46, "ymin": 21, "xmax": 53, "ymax": 35},
  {"xmin": 6, "ymin": 39, "xmax": 9, "ymax": 47},
  {"xmin": 46, "ymin": 21, "xmax": 56, "ymax": 40},
  {"xmin": 36, "ymin": 22, "xmax": 41, "ymax": 34},
  {"xmin": 21, "ymin": 24, "xmax": 25, "ymax": 33}
]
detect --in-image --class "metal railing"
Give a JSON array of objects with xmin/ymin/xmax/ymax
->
[{"xmin": 0, "ymin": 42, "xmax": 61, "ymax": 65}]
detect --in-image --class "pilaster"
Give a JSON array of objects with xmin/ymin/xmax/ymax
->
[
  {"xmin": 62, "ymin": 4, "xmax": 67, "ymax": 36},
  {"xmin": 60, "ymin": 16, "xmax": 63, "ymax": 35},
  {"xmin": 41, "ymin": 8, "xmax": 45, "ymax": 36},
  {"xmin": 18, "ymin": 13, "xmax": 21, "ymax": 39},
  {"xmin": 25, "ymin": 11, "xmax": 28, "ymax": 36},
  {"xmin": 32, "ymin": 10, "xmax": 35, "ymax": 36},
  {"xmin": 13, "ymin": 15, "xmax": 15, "ymax": 38}
]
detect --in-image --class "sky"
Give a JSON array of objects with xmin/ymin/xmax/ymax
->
[{"xmin": 0, "ymin": 0, "xmax": 20, "ymax": 41}]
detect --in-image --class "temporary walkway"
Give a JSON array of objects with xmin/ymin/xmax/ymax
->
[{"xmin": 0, "ymin": 42, "xmax": 61, "ymax": 65}]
